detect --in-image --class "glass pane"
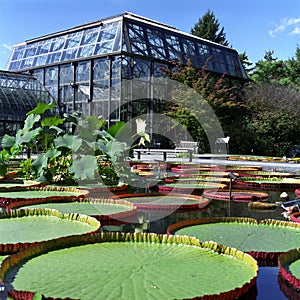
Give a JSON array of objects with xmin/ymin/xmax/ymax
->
[
  {"xmin": 81, "ymin": 28, "xmax": 99, "ymax": 45},
  {"xmin": 91, "ymin": 100, "xmax": 108, "ymax": 118},
  {"xmin": 77, "ymin": 45, "xmax": 94, "ymax": 58},
  {"xmin": 24, "ymin": 44, "xmax": 37, "ymax": 58},
  {"xmin": 165, "ymin": 34, "xmax": 182, "ymax": 60},
  {"xmin": 45, "ymin": 67, "xmax": 58, "ymax": 86},
  {"xmin": 60, "ymin": 65, "xmax": 73, "ymax": 84},
  {"xmin": 98, "ymin": 27, "xmax": 117, "ymax": 42},
  {"xmin": 60, "ymin": 85, "xmax": 73, "ymax": 103},
  {"xmin": 61, "ymin": 48, "xmax": 78, "ymax": 61},
  {"xmin": 50, "ymin": 37, "xmax": 66, "ymax": 52},
  {"xmin": 36, "ymin": 41, "xmax": 52, "ymax": 55},
  {"xmin": 76, "ymin": 84, "xmax": 90, "ymax": 102},
  {"xmin": 65, "ymin": 32, "xmax": 82, "ymax": 49},
  {"xmin": 93, "ymin": 82, "xmax": 109, "ymax": 100},
  {"xmin": 133, "ymin": 59, "xmax": 151, "ymax": 79},
  {"xmin": 11, "ymin": 45, "xmax": 25, "ymax": 61},
  {"xmin": 94, "ymin": 40, "xmax": 113, "ymax": 55},
  {"xmin": 35, "ymin": 55, "xmax": 48, "ymax": 67},
  {"xmin": 76, "ymin": 61, "xmax": 90, "ymax": 82},
  {"xmin": 93, "ymin": 58, "xmax": 110, "ymax": 80},
  {"xmin": 46, "ymin": 52, "xmax": 62, "ymax": 64}
]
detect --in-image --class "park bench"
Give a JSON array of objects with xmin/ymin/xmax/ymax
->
[{"xmin": 176, "ymin": 140, "xmax": 199, "ymax": 154}]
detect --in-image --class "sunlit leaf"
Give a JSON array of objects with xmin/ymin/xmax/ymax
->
[
  {"xmin": 27, "ymin": 101, "xmax": 56, "ymax": 115},
  {"xmin": 41, "ymin": 116, "xmax": 65, "ymax": 127}
]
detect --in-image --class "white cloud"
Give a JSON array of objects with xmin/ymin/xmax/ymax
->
[
  {"xmin": 269, "ymin": 17, "xmax": 300, "ymax": 37},
  {"xmin": 289, "ymin": 26, "xmax": 300, "ymax": 36}
]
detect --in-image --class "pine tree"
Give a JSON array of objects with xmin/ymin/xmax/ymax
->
[{"xmin": 191, "ymin": 10, "xmax": 229, "ymax": 46}]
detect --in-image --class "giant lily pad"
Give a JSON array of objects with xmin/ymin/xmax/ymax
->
[
  {"xmin": 4, "ymin": 186, "xmax": 89, "ymax": 209},
  {"xmin": 157, "ymin": 182, "xmax": 226, "ymax": 195},
  {"xmin": 111, "ymin": 193, "xmax": 210, "ymax": 210},
  {"xmin": 203, "ymin": 189, "xmax": 269, "ymax": 202},
  {"xmin": 14, "ymin": 198, "xmax": 137, "ymax": 223},
  {"xmin": 0, "ymin": 208, "xmax": 100, "ymax": 254},
  {"xmin": 1, "ymin": 233, "xmax": 258, "ymax": 300},
  {"xmin": 168, "ymin": 217, "xmax": 300, "ymax": 263},
  {"xmin": 278, "ymin": 248, "xmax": 300, "ymax": 294}
]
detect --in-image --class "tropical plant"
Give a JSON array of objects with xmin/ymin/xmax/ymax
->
[{"xmin": 0, "ymin": 102, "xmax": 149, "ymax": 185}]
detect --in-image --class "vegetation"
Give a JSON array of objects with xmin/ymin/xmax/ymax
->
[
  {"xmin": 0, "ymin": 102, "xmax": 149, "ymax": 184},
  {"xmin": 168, "ymin": 11, "xmax": 300, "ymax": 157},
  {"xmin": 191, "ymin": 9, "xmax": 229, "ymax": 46}
]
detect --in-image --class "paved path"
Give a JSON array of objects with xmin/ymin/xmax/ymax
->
[{"xmin": 133, "ymin": 152, "xmax": 300, "ymax": 174}]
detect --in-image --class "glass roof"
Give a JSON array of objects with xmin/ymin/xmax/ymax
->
[
  {"xmin": 6, "ymin": 12, "xmax": 247, "ymax": 79},
  {"xmin": 0, "ymin": 71, "xmax": 53, "ymax": 121}
]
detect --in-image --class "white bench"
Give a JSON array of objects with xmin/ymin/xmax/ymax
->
[{"xmin": 176, "ymin": 141, "xmax": 199, "ymax": 154}]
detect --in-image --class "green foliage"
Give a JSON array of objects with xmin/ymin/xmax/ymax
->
[
  {"xmin": 0, "ymin": 101, "xmax": 149, "ymax": 184},
  {"xmin": 191, "ymin": 9, "xmax": 229, "ymax": 46}
]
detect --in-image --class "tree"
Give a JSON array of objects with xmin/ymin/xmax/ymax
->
[
  {"xmin": 243, "ymin": 82, "xmax": 300, "ymax": 156},
  {"xmin": 162, "ymin": 60, "xmax": 245, "ymax": 153},
  {"xmin": 249, "ymin": 49, "xmax": 300, "ymax": 89},
  {"xmin": 191, "ymin": 10, "xmax": 229, "ymax": 46}
]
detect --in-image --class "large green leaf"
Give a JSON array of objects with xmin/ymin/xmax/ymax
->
[
  {"xmin": 31, "ymin": 154, "xmax": 48, "ymax": 176},
  {"xmin": 46, "ymin": 148, "xmax": 61, "ymax": 159},
  {"xmin": 106, "ymin": 140, "xmax": 127, "ymax": 163},
  {"xmin": 20, "ymin": 128, "xmax": 41, "ymax": 144},
  {"xmin": 23, "ymin": 114, "xmax": 41, "ymax": 132},
  {"xmin": 1, "ymin": 134, "xmax": 16, "ymax": 148},
  {"xmin": 54, "ymin": 134, "xmax": 82, "ymax": 152},
  {"xmin": 70, "ymin": 155, "xmax": 98, "ymax": 180},
  {"xmin": 41, "ymin": 116, "xmax": 65, "ymax": 127},
  {"xmin": 107, "ymin": 121, "xmax": 126, "ymax": 137},
  {"xmin": 27, "ymin": 101, "xmax": 56, "ymax": 115}
]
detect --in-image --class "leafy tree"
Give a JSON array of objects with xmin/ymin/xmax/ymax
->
[
  {"xmin": 250, "ymin": 49, "xmax": 300, "ymax": 89},
  {"xmin": 163, "ymin": 60, "xmax": 246, "ymax": 153},
  {"xmin": 239, "ymin": 52, "xmax": 254, "ymax": 75},
  {"xmin": 243, "ymin": 82, "xmax": 300, "ymax": 156},
  {"xmin": 191, "ymin": 10, "xmax": 229, "ymax": 46}
]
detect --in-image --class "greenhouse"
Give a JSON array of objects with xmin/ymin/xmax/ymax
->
[
  {"xmin": 3, "ymin": 12, "xmax": 247, "ymax": 130},
  {"xmin": 0, "ymin": 71, "xmax": 53, "ymax": 139}
]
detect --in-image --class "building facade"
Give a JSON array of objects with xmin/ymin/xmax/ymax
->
[{"xmin": 3, "ymin": 12, "xmax": 247, "ymax": 147}]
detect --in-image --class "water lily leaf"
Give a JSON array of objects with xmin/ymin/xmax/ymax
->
[
  {"xmin": 27, "ymin": 101, "xmax": 56, "ymax": 115},
  {"xmin": 70, "ymin": 155, "xmax": 98, "ymax": 180},
  {"xmin": 54, "ymin": 134, "xmax": 82, "ymax": 152}
]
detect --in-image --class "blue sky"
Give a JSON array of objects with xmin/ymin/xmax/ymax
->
[{"xmin": 0, "ymin": 0, "xmax": 299, "ymax": 69}]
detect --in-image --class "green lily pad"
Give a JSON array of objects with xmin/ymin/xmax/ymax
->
[
  {"xmin": 171, "ymin": 218, "xmax": 300, "ymax": 253},
  {"xmin": 0, "ymin": 209, "xmax": 100, "ymax": 246},
  {"xmin": 3, "ymin": 234, "xmax": 257, "ymax": 300},
  {"xmin": 18, "ymin": 200, "xmax": 134, "ymax": 216}
]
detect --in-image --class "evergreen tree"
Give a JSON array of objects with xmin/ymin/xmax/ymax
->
[{"xmin": 191, "ymin": 10, "xmax": 229, "ymax": 46}]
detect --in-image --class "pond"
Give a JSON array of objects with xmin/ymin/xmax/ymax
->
[{"xmin": 130, "ymin": 190, "xmax": 294, "ymax": 300}]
